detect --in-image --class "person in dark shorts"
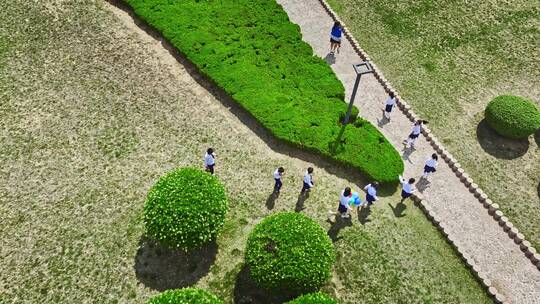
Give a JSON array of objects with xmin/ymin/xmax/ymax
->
[
  {"xmin": 364, "ymin": 182, "xmax": 379, "ymax": 206},
  {"xmin": 273, "ymin": 167, "xmax": 285, "ymax": 193},
  {"xmin": 330, "ymin": 22, "xmax": 343, "ymax": 54},
  {"xmin": 383, "ymin": 92, "xmax": 397, "ymax": 120},
  {"xmin": 423, "ymin": 154, "xmax": 439, "ymax": 179},
  {"xmin": 301, "ymin": 167, "xmax": 314, "ymax": 194},
  {"xmin": 204, "ymin": 148, "xmax": 216, "ymax": 174},
  {"xmin": 338, "ymin": 187, "xmax": 353, "ymax": 218},
  {"xmin": 404, "ymin": 120, "xmax": 428, "ymax": 148},
  {"xmin": 399, "ymin": 175, "xmax": 416, "ymax": 202}
]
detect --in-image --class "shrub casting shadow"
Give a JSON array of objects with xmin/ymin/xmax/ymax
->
[
  {"xmin": 134, "ymin": 236, "xmax": 217, "ymax": 291},
  {"xmin": 106, "ymin": 0, "xmax": 399, "ymax": 193},
  {"xmin": 233, "ymin": 265, "xmax": 292, "ymax": 304},
  {"xmin": 476, "ymin": 119, "xmax": 529, "ymax": 159}
]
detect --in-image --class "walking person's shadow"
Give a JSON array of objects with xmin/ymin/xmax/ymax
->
[
  {"xmin": 327, "ymin": 216, "xmax": 353, "ymax": 242},
  {"xmin": 266, "ymin": 191, "xmax": 279, "ymax": 210},
  {"xmin": 377, "ymin": 111, "xmax": 390, "ymax": 128},
  {"xmin": 401, "ymin": 146, "xmax": 415, "ymax": 163},
  {"xmin": 389, "ymin": 202, "xmax": 407, "ymax": 218},
  {"xmin": 416, "ymin": 177, "xmax": 431, "ymax": 193},
  {"xmin": 295, "ymin": 191, "xmax": 309, "ymax": 212},
  {"xmin": 324, "ymin": 52, "xmax": 336, "ymax": 65},
  {"xmin": 357, "ymin": 205, "xmax": 372, "ymax": 225}
]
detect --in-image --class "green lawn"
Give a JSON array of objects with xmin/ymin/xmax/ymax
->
[
  {"xmin": 327, "ymin": 0, "xmax": 540, "ymax": 249},
  {"xmin": 0, "ymin": 0, "xmax": 490, "ymax": 303}
]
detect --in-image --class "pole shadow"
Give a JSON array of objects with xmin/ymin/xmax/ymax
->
[
  {"xmin": 233, "ymin": 264, "xmax": 292, "ymax": 304},
  {"xmin": 357, "ymin": 205, "xmax": 372, "ymax": 225},
  {"xmin": 476, "ymin": 119, "xmax": 529, "ymax": 159},
  {"xmin": 389, "ymin": 202, "xmax": 407, "ymax": 218},
  {"xmin": 327, "ymin": 216, "xmax": 353, "ymax": 242},
  {"xmin": 133, "ymin": 236, "xmax": 217, "ymax": 291},
  {"xmin": 295, "ymin": 191, "xmax": 309, "ymax": 212},
  {"xmin": 266, "ymin": 192, "xmax": 278, "ymax": 210}
]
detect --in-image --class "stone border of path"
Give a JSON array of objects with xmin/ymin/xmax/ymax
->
[{"xmin": 316, "ymin": 0, "xmax": 540, "ymax": 301}]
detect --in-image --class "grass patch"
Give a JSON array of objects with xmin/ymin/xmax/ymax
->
[
  {"xmin": 329, "ymin": 0, "xmax": 540, "ymax": 249},
  {"xmin": 0, "ymin": 0, "xmax": 489, "ymax": 303}
]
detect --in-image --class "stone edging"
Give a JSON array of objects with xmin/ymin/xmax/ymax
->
[{"xmin": 316, "ymin": 0, "xmax": 540, "ymax": 300}]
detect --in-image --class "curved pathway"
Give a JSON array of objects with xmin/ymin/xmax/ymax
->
[{"xmin": 276, "ymin": 0, "xmax": 540, "ymax": 303}]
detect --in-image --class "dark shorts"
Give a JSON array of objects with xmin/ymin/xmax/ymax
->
[
  {"xmin": 302, "ymin": 182, "xmax": 312, "ymax": 191},
  {"xmin": 274, "ymin": 178, "xmax": 282, "ymax": 190},
  {"xmin": 206, "ymin": 164, "xmax": 215, "ymax": 174},
  {"xmin": 385, "ymin": 104, "xmax": 393, "ymax": 113},
  {"xmin": 424, "ymin": 165, "xmax": 436, "ymax": 173},
  {"xmin": 408, "ymin": 133, "xmax": 420, "ymax": 139},
  {"xmin": 338, "ymin": 203, "xmax": 348, "ymax": 214},
  {"xmin": 366, "ymin": 194, "xmax": 376, "ymax": 203},
  {"xmin": 401, "ymin": 190, "xmax": 412, "ymax": 199},
  {"xmin": 330, "ymin": 38, "xmax": 341, "ymax": 44}
]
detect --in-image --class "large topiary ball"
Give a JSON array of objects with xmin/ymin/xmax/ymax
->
[
  {"xmin": 286, "ymin": 292, "xmax": 338, "ymax": 304},
  {"xmin": 144, "ymin": 168, "xmax": 228, "ymax": 250},
  {"xmin": 485, "ymin": 95, "xmax": 540, "ymax": 139},
  {"xmin": 245, "ymin": 212, "xmax": 335, "ymax": 294},
  {"xmin": 147, "ymin": 288, "xmax": 223, "ymax": 304}
]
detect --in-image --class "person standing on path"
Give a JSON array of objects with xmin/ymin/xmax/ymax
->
[
  {"xmin": 422, "ymin": 154, "xmax": 439, "ymax": 179},
  {"xmin": 383, "ymin": 92, "xmax": 397, "ymax": 120},
  {"xmin": 399, "ymin": 175, "xmax": 416, "ymax": 202},
  {"xmin": 329, "ymin": 22, "xmax": 342, "ymax": 54},
  {"xmin": 403, "ymin": 120, "xmax": 428, "ymax": 149},
  {"xmin": 204, "ymin": 148, "xmax": 216, "ymax": 175},
  {"xmin": 301, "ymin": 167, "xmax": 314, "ymax": 194},
  {"xmin": 364, "ymin": 182, "xmax": 379, "ymax": 206},
  {"xmin": 273, "ymin": 167, "xmax": 285, "ymax": 193}
]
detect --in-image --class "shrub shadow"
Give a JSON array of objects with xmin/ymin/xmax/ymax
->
[
  {"xmin": 389, "ymin": 202, "xmax": 406, "ymax": 218},
  {"xmin": 476, "ymin": 119, "xmax": 529, "ymax": 159},
  {"xmin": 233, "ymin": 264, "xmax": 292, "ymax": 304},
  {"xmin": 106, "ymin": 0, "xmax": 398, "ymax": 192},
  {"xmin": 535, "ymin": 130, "xmax": 540, "ymax": 147},
  {"xmin": 134, "ymin": 236, "xmax": 217, "ymax": 291}
]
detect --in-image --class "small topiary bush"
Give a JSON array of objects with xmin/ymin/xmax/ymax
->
[
  {"xmin": 124, "ymin": 0, "xmax": 404, "ymax": 183},
  {"xmin": 286, "ymin": 292, "xmax": 338, "ymax": 304},
  {"xmin": 485, "ymin": 95, "xmax": 540, "ymax": 139},
  {"xmin": 144, "ymin": 168, "xmax": 228, "ymax": 250},
  {"xmin": 245, "ymin": 212, "xmax": 335, "ymax": 294},
  {"xmin": 147, "ymin": 288, "xmax": 223, "ymax": 304}
]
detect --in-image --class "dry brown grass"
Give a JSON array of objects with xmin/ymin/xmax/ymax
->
[{"xmin": 0, "ymin": 0, "xmax": 489, "ymax": 303}]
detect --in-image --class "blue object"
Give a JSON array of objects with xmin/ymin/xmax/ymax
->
[{"xmin": 349, "ymin": 192, "xmax": 362, "ymax": 206}]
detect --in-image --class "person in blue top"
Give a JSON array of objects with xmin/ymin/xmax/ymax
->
[{"xmin": 330, "ymin": 21, "xmax": 343, "ymax": 54}]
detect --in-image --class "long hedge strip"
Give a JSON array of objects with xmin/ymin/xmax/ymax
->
[{"xmin": 124, "ymin": 0, "xmax": 403, "ymax": 183}]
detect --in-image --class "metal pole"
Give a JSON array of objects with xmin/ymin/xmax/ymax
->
[{"xmin": 343, "ymin": 73, "xmax": 361, "ymax": 124}]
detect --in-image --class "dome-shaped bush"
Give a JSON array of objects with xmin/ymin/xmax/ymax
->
[
  {"xmin": 485, "ymin": 95, "xmax": 540, "ymax": 139},
  {"xmin": 245, "ymin": 212, "xmax": 335, "ymax": 294},
  {"xmin": 286, "ymin": 292, "xmax": 338, "ymax": 304},
  {"xmin": 147, "ymin": 288, "xmax": 223, "ymax": 304},
  {"xmin": 144, "ymin": 168, "xmax": 228, "ymax": 250}
]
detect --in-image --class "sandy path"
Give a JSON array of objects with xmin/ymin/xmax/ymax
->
[{"xmin": 275, "ymin": 0, "xmax": 540, "ymax": 303}]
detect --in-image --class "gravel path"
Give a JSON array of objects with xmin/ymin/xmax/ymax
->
[{"xmin": 276, "ymin": 0, "xmax": 540, "ymax": 303}]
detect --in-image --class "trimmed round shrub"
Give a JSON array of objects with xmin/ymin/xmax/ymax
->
[
  {"xmin": 245, "ymin": 212, "xmax": 335, "ymax": 294},
  {"xmin": 485, "ymin": 95, "xmax": 540, "ymax": 139},
  {"xmin": 144, "ymin": 168, "xmax": 228, "ymax": 250},
  {"xmin": 147, "ymin": 288, "xmax": 223, "ymax": 304},
  {"xmin": 286, "ymin": 292, "xmax": 338, "ymax": 304}
]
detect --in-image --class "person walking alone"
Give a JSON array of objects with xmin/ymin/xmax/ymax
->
[
  {"xmin": 404, "ymin": 120, "xmax": 428, "ymax": 149},
  {"xmin": 383, "ymin": 92, "xmax": 397, "ymax": 120},
  {"xmin": 204, "ymin": 148, "xmax": 216, "ymax": 175},
  {"xmin": 364, "ymin": 182, "xmax": 379, "ymax": 206},
  {"xmin": 422, "ymin": 154, "xmax": 438, "ymax": 179},
  {"xmin": 273, "ymin": 167, "xmax": 285, "ymax": 193},
  {"xmin": 301, "ymin": 167, "xmax": 314, "ymax": 194},
  {"xmin": 329, "ymin": 22, "xmax": 343, "ymax": 54},
  {"xmin": 399, "ymin": 175, "xmax": 416, "ymax": 202}
]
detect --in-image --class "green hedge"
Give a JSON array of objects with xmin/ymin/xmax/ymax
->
[
  {"xmin": 286, "ymin": 292, "xmax": 338, "ymax": 304},
  {"xmin": 124, "ymin": 0, "xmax": 403, "ymax": 183},
  {"xmin": 485, "ymin": 95, "xmax": 540, "ymax": 139},
  {"xmin": 147, "ymin": 288, "xmax": 223, "ymax": 304},
  {"xmin": 144, "ymin": 168, "xmax": 228, "ymax": 250},
  {"xmin": 245, "ymin": 212, "xmax": 335, "ymax": 294}
]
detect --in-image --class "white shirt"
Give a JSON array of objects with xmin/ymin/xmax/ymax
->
[
  {"xmin": 385, "ymin": 97, "xmax": 396, "ymax": 106},
  {"xmin": 411, "ymin": 124, "xmax": 422, "ymax": 135},
  {"xmin": 364, "ymin": 184, "xmax": 378, "ymax": 200},
  {"xmin": 204, "ymin": 153, "xmax": 215, "ymax": 166},
  {"xmin": 425, "ymin": 158, "xmax": 438, "ymax": 168},
  {"xmin": 399, "ymin": 175, "xmax": 415, "ymax": 194},
  {"xmin": 273, "ymin": 169, "xmax": 282, "ymax": 180},
  {"xmin": 303, "ymin": 172, "xmax": 313, "ymax": 187},
  {"xmin": 340, "ymin": 191, "xmax": 352, "ymax": 208}
]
